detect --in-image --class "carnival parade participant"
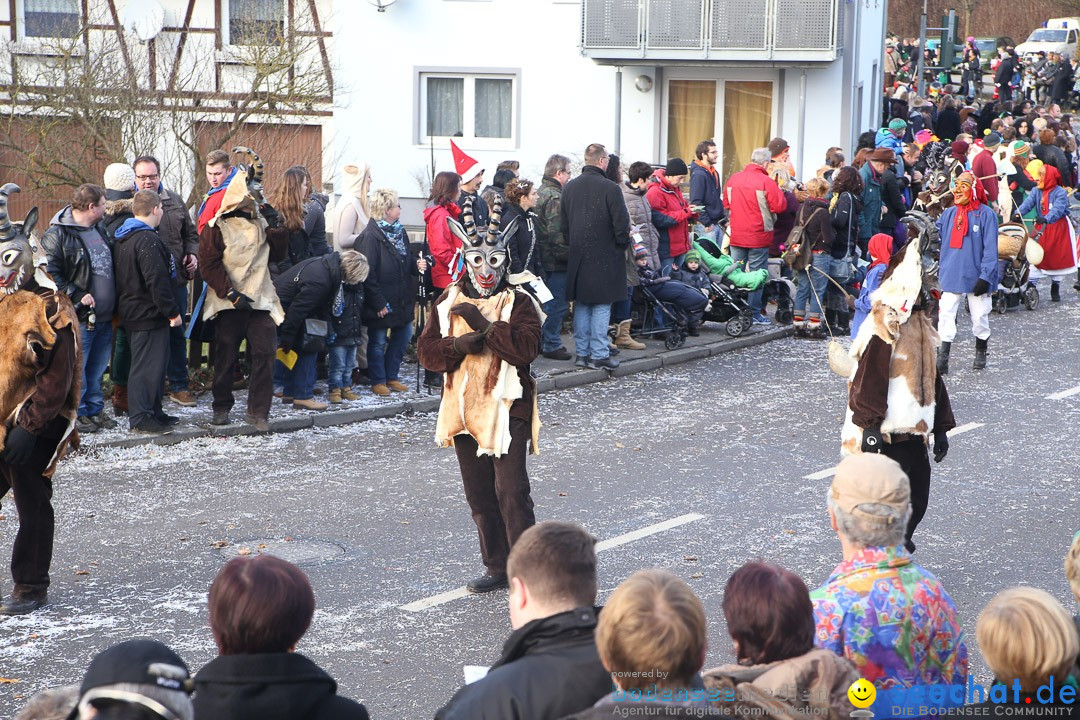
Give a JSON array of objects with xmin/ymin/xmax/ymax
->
[{"xmin": 1016, "ymin": 160, "xmax": 1078, "ymax": 302}]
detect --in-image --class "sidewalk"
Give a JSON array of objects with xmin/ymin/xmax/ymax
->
[{"xmin": 82, "ymin": 323, "xmax": 793, "ymax": 451}]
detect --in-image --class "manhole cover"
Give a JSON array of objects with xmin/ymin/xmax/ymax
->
[{"xmin": 218, "ymin": 538, "xmax": 346, "ymax": 566}]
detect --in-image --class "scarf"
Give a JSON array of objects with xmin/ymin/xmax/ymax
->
[
  {"xmin": 950, "ymin": 198, "xmax": 981, "ymax": 248},
  {"xmin": 378, "ymin": 219, "xmax": 407, "ymax": 257},
  {"xmin": 197, "ymin": 167, "xmax": 239, "ymax": 232}
]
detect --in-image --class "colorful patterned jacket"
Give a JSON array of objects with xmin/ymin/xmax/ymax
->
[{"xmin": 810, "ymin": 546, "xmax": 968, "ymax": 691}]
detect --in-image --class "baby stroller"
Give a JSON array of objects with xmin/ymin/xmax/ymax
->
[
  {"xmin": 992, "ymin": 222, "xmax": 1039, "ymax": 314},
  {"xmin": 694, "ymin": 236, "xmax": 783, "ymax": 335},
  {"xmin": 626, "ymin": 283, "xmax": 689, "ymax": 350}
]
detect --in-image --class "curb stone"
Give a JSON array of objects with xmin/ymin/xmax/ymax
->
[{"xmin": 83, "ymin": 325, "xmax": 793, "ymax": 451}]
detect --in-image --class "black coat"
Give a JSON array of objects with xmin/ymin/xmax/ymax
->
[
  {"xmin": 797, "ymin": 198, "xmax": 834, "ymax": 254},
  {"xmin": 829, "ymin": 191, "xmax": 862, "ymax": 259},
  {"xmin": 1033, "ymin": 143, "xmax": 1072, "ymax": 187},
  {"xmin": 276, "ymin": 199, "xmax": 330, "ymax": 275},
  {"xmin": 1053, "ymin": 60, "xmax": 1074, "ymax": 102},
  {"xmin": 273, "ymin": 253, "xmax": 342, "ymax": 352},
  {"xmin": 502, "ymin": 201, "xmax": 545, "ymax": 277},
  {"xmin": 879, "ymin": 170, "xmax": 906, "ymax": 230},
  {"xmin": 356, "ymin": 221, "xmax": 417, "ymax": 329},
  {"xmin": 193, "ymin": 652, "xmax": 369, "ymax": 720},
  {"xmin": 935, "ymin": 108, "xmax": 962, "ymax": 141},
  {"xmin": 39, "ymin": 207, "xmax": 111, "ymax": 316},
  {"xmin": 995, "ymin": 55, "xmax": 1016, "ymax": 85},
  {"xmin": 436, "ymin": 607, "xmax": 611, "ymax": 720},
  {"xmin": 560, "ymin": 165, "xmax": 631, "ymax": 304},
  {"xmin": 332, "ymin": 282, "xmax": 365, "ymax": 344},
  {"xmin": 113, "ymin": 226, "xmax": 180, "ymax": 332}
]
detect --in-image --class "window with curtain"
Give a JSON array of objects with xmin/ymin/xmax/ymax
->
[
  {"xmin": 23, "ymin": 0, "xmax": 80, "ymax": 38},
  {"xmin": 420, "ymin": 72, "xmax": 516, "ymax": 147},
  {"xmin": 475, "ymin": 78, "xmax": 512, "ymax": 139},
  {"xmin": 427, "ymin": 77, "xmax": 465, "ymax": 137},
  {"xmin": 229, "ymin": 0, "xmax": 285, "ymax": 46},
  {"xmin": 667, "ymin": 80, "xmax": 716, "ymax": 166},
  {"xmin": 721, "ymin": 81, "xmax": 773, "ymax": 181}
]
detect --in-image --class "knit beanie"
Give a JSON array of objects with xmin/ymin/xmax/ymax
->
[
  {"xmin": 633, "ymin": 243, "xmax": 649, "ymax": 259},
  {"xmin": 950, "ymin": 140, "xmax": 969, "ymax": 160},
  {"xmin": 888, "ymin": 118, "xmax": 907, "ymax": 133},
  {"xmin": 1011, "ymin": 140, "xmax": 1031, "ymax": 157},
  {"xmin": 103, "ymin": 163, "xmax": 135, "ymax": 193},
  {"xmin": 983, "ymin": 132, "xmax": 1002, "ymax": 150},
  {"xmin": 683, "ymin": 250, "xmax": 702, "ymax": 265},
  {"xmin": 664, "ymin": 157, "xmax": 689, "ymax": 176}
]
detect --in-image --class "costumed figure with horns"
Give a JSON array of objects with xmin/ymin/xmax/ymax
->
[
  {"xmin": 197, "ymin": 147, "xmax": 288, "ymax": 430},
  {"xmin": 0, "ymin": 183, "xmax": 82, "ymax": 615},
  {"xmin": 840, "ymin": 218, "xmax": 956, "ymax": 553},
  {"xmin": 1015, "ymin": 159, "xmax": 1078, "ymax": 303},
  {"xmin": 417, "ymin": 195, "xmax": 543, "ymax": 594},
  {"xmin": 935, "ymin": 171, "xmax": 999, "ymax": 373}
]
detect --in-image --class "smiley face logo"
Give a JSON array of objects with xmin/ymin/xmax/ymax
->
[{"xmin": 848, "ymin": 678, "xmax": 876, "ymax": 709}]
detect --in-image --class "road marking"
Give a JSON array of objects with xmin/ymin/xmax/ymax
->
[
  {"xmin": 802, "ymin": 423, "xmax": 985, "ymax": 481},
  {"xmin": 399, "ymin": 513, "xmax": 706, "ymax": 612},
  {"xmin": 1046, "ymin": 384, "xmax": 1080, "ymax": 401}
]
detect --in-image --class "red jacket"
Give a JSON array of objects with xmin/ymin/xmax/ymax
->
[
  {"xmin": 424, "ymin": 203, "xmax": 461, "ymax": 290},
  {"xmin": 970, "ymin": 149, "xmax": 999, "ymax": 203},
  {"xmin": 645, "ymin": 171, "xmax": 696, "ymax": 258},
  {"xmin": 723, "ymin": 164, "xmax": 787, "ymax": 248}
]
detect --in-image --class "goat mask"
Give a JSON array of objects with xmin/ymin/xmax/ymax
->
[{"xmin": 447, "ymin": 195, "xmax": 519, "ymax": 297}]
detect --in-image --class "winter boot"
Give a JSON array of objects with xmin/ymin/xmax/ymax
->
[
  {"xmin": 824, "ymin": 308, "xmax": 836, "ymax": 332},
  {"xmin": 937, "ymin": 341, "xmax": 951, "ymax": 376},
  {"xmin": 341, "ymin": 387, "xmax": 360, "ymax": 401},
  {"xmin": 1074, "ymin": 269, "xmax": 1080, "ymax": 292},
  {"xmin": 614, "ymin": 320, "xmax": 646, "ymax": 350},
  {"xmin": 806, "ymin": 318, "xmax": 824, "ymax": 338},
  {"xmin": 686, "ymin": 320, "xmax": 700, "ymax": 337},
  {"xmin": 973, "ymin": 337, "xmax": 988, "ymax": 370},
  {"xmin": 329, "ymin": 388, "xmax": 343, "ymax": 404},
  {"xmin": 792, "ymin": 315, "xmax": 806, "ymax": 337},
  {"xmin": 112, "ymin": 385, "xmax": 128, "ymax": 416},
  {"xmin": 1051, "ymin": 281, "xmax": 1061, "ymax": 302},
  {"xmin": 835, "ymin": 309, "xmax": 851, "ymax": 336}
]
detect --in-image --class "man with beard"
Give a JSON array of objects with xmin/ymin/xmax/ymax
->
[{"xmin": 417, "ymin": 195, "xmax": 542, "ymax": 594}]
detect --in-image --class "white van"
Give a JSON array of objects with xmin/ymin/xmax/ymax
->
[{"xmin": 1015, "ymin": 18, "xmax": 1080, "ymax": 59}]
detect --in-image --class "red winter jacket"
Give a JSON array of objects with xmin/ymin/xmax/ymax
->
[
  {"xmin": 970, "ymin": 149, "xmax": 999, "ymax": 203},
  {"xmin": 424, "ymin": 203, "xmax": 461, "ymax": 290},
  {"xmin": 645, "ymin": 171, "xmax": 696, "ymax": 259},
  {"xmin": 723, "ymin": 163, "xmax": 787, "ymax": 249}
]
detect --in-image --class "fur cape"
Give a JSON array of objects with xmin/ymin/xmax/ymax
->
[{"xmin": 433, "ymin": 285, "xmax": 542, "ymax": 457}]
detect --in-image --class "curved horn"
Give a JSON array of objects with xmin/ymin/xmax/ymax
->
[
  {"xmin": 0, "ymin": 183, "xmax": 21, "ymax": 241},
  {"xmin": 487, "ymin": 195, "xmax": 503, "ymax": 242},
  {"xmin": 231, "ymin": 145, "xmax": 264, "ymax": 183},
  {"xmin": 461, "ymin": 195, "xmax": 479, "ymax": 242}
]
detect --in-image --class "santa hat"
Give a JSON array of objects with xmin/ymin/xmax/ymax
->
[{"xmin": 450, "ymin": 140, "xmax": 483, "ymax": 183}]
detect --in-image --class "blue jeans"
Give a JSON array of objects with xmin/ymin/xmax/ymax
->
[
  {"xmin": 572, "ymin": 302, "xmax": 611, "ymax": 360},
  {"xmin": 328, "ymin": 344, "xmax": 356, "ymax": 390},
  {"xmin": 367, "ymin": 323, "xmax": 413, "ymax": 385},
  {"xmin": 660, "ymin": 253, "xmax": 686, "ymax": 276},
  {"xmin": 167, "ymin": 282, "xmax": 189, "ymax": 391},
  {"xmin": 794, "ymin": 253, "xmax": 830, "ymax": 319},
  {"xmin": 611, "ymin": 285, "xmax": 634, "ymax": 324},
  {"xmin": 79, "ymin": 322, "xmax": 114, "ymax": 417},
  {"xmin": 693, "ymin": 223, "xmax": 720, "ymax": 245},
  {"xmin": 281, "ymin": 351, "xmax": 318, "ymax": 400},
  {"xmin": 541, "ymin": 270, "xmax": 568, "ymax": 352},
  {"xmin": 729, "ymin": 246, "xmax": 770, "ymax": 314}
]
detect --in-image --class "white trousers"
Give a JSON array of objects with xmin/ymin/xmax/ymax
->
[{"xmin": 938, "ymin": 292, "xmax": 991, "ymax": 342}]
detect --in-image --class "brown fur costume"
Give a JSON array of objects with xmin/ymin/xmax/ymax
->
[{"xmin": 0, "ymin": 290, "xmax": 81, "ymax": 476}]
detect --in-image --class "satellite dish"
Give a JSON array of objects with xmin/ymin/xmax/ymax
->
[{"xmin": 121, "ymin": 0, "xmax": 166, "ymax": 42}]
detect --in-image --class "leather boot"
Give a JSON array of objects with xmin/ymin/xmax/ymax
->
[
  {"xmin": 973, "ymin": 337, "xmax": 988, "ymax": 370},
  {"xmin": 614, "ymin": 320, "xmax": 645, "ymax": 350},
  {"xmin": 1051, "ymin": 282, "xmax": 1061, "ymax": 302},
  {"xmin": 1074, "ymin": 270, "xmax": 1080, "ymax": 292},
  {"xmin": 936, "ymin": 341, "xmax": 951, "ymax": 376},
  {"xmin": 112, "ymin": 385, "xmax": 128, "ymax": 415}
]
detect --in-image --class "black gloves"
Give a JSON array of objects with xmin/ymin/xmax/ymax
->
[
  {"xmin": 933, "ymin": 431, "xmax": 949, "ymax": 463},
  {"xmin": 450, "ymin": 303, "xmax": 491, "ymax": 333},
  {"xmin": 261, "ymin": 203, "xmax": 282, "ymax": 229},
  {"xmin": 861, "ymin": 428, "xmax": 884, "ymax": 454},
  {"xmin": 972, "ymin": 278, "xmax": 990, "ymax": 297},
  {"xmin": 226, "ymin": 289, "xmax": 254, "ymax": 310},
  {"xmin": 453, "ymin": 331, "xmax": 486, "ymax": 355},
  {"xmin": 3, "ymin": 427, "xmax": 36, "ymax": 466},
  {"xmin": 1035, "ymin": 214, "xmax": 1048, "ymax": 225}
]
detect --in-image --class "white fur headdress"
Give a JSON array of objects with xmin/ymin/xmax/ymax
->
[{"xmin": 869, "ymin": 239, "xmax": 923, "ymax": 324}]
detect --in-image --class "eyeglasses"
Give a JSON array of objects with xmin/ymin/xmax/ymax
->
[{"xmin": 136, "ymin": 174, "xmax": 160, "ymax": 181}]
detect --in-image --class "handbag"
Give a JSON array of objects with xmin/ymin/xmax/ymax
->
[
  {"xmin": 301, "ymin": 318, "xmax": 329, "ymax": 354},
  {"xmin": 782, "ymin": 206, "xmax": 823, "ymax": 272}
]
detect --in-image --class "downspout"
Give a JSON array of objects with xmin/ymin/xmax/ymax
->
[
  {"xmin": 877, "ymin": 0, "xmax": 887, "ymax": 126},
  {"xmin": 851, "ymin": 0, "xmax": 862, "ymax": 153},
  {"xmin": 615, "ymin": 66, "xmax": 623, "ymax": 156},
  {"xmin": 798, "ymin": 70, "xmax": 807, "ymax": 179}
]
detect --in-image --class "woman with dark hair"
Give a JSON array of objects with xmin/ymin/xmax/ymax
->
[
  {"xmin": 270, "ymin": 166, "xmax": 329, "ymax": 275},
  {"xmin": 421, "ymin": 171, "xmax": 462, "ymax": 388},
  {"xmin": 826, "ymin": 166, "xmax": 864, "ymax": 333},
  {"xmin": 193, "ymin": 555, "xmax": 369, "ymax": 719},
  {"xmin": 1016, "ymin": 117, "xmax": 1033, "ymax": 141},
  {"xmin": 502, "ymin": 178, "xmax": 543, "ymax": 279},
  {"xmin": 703, "ymin": 561, "xmax": 858, "ymax": 718}
]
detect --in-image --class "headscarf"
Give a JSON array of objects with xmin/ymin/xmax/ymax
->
[
  {"xmin": 1038, "ymin": 164, "xmax": 1061, "ymax": 218},
  {"xmin": 868, "ymin": 233, "xmax": 894, "ymax": 269}
]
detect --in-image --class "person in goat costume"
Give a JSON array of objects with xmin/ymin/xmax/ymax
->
[
  {"xmin": 0, "ymin": 183, "xmax": 81, "ymax": 615},
  {"xmin": 417, "ymin": 195, "xmax": 543, "ymax": 594},
  {"xmin": 841, "ymin": 234, "xmax": 955, "ymax": 553}
]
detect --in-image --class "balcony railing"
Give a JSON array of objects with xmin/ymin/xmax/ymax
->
[{"xmin": 581, "ymin": 0, "xmax": 843, "ymax": 62}]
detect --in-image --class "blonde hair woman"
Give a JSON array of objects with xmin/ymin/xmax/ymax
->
[
  {"xmin": 975, "ymin": 586, "xmax": 1079, "ymax": 708},
  {"xmin": 333, "ymin": 162, "xmax": 371, "ymax": 251}
]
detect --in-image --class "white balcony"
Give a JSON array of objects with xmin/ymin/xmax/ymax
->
[{"xmin": 581, "ymin": 0, "xmax": 844, "ymax": 63}]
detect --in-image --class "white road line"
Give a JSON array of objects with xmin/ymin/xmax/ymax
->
[
  {"xmin": 1046, "ymin": 384, "xmax": 1080, "ymax": 401},
  {"xmin": 802, "ymin": 423, "xmax": 986, "ymax": 481},
  {"xmin": 399, "ymin": 513, "xmax": 706, "ymax": 612}
]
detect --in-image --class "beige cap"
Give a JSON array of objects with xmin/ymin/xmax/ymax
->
[{"xmin": 831, "ymin": 454, "xmax": 910, "ymax": 525}]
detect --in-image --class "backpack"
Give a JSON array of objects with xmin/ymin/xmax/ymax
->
[{"xmin": 781, "ymin": 206, "xmax": 823, "ymax": 271}]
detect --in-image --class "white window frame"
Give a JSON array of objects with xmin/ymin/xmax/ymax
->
[
  {"xmin": 221, "ymin": 0, "xmax": 288, "ymax": 49},
  {"xmin": 15, "ymin": 0, "xmax": 81, "ymax": 43},
  {"xmin": 417, "ymin": 69, "xmax": 520, "ymax": 151}
]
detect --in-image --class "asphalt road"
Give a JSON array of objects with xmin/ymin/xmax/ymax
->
[{"xmin": 1, "ymin": 288, "xmax": 1078, "ymax": 719}]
